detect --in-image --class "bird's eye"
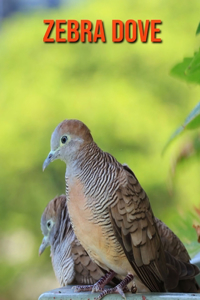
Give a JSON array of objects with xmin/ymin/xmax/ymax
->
[
  {"xmin": 61, "ymin": 136, "xmax": 68, "ymax": 144},
  {"xmin": 47, "ymin": 221, "xmax": 51, "ymax": 228}
]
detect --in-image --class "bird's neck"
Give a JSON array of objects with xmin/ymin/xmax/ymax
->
[
  {"xmin": 51, "ymin": 206, "xmax": 74, "ymax": 252},
  {"xmin": 65, "ymin": 141, "xmax": 103, "ymax": 178},
  {"xmin": 65, "ymin": 141, "xmax": 122, "ymax": 209}
]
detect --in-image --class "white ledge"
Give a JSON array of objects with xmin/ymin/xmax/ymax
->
[{"xmin": 38, "ymin": 286, "xmax": 200, "ymax": 300}]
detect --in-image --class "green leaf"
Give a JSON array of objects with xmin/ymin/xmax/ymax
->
[
  {"xmin": 162, "ymin": 102, "xmax": 200, "ymax": 154},
  {"xmin": 196, "ymin": 22, "xmax": 200, "ymax": 35},
  {"xmin": 170, "ymin": 50, "xmax": 200, "ymax": 85},
  {"xmin": 185, "ymin": 50, "xmax": 200, "ymax": 75}
]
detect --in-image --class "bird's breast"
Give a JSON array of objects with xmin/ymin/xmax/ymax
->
[
  {"xmin": 51, "ymin": 242, "xmax": 75, "ymax": 286},
  {"xmin": 66, "ymin": 176, "xmax": 104, "ymax": 251},
  {"xmin": 66, "ymin": 176, "xmax": 132, "ymax": 275}
]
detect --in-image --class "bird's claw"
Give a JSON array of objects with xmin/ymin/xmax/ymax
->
[
  {"xmin": 73, "ymin": 273, "xmax": 136, "ymax": 300},
  {"xmin": 95, "ymin": 286, "xmax": 126, "ymax": 300},
  {"xmin": 92, "ymin": 283, "xmax": 104, "ymax": 293},
  {"xmin": 95, "ymin": 273, "xmax": 135, "ymax": 300}
]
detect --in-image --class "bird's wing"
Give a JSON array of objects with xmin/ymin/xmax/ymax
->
[
  {"xmin": 109, "ymin": 164, "xmax": 167, "ymax": 292},
  {"xmin": 72, "ymin": 239, "xmax": 105, "ymax": 285},
  {"xmin": 110, "ymin": 164, "xmax": 199, "ymax": 292},
  {"xmin": 155, "ymin": 217, "xmax": 190, "ymax": 263}
]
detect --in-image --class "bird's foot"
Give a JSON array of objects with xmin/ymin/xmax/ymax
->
[
  {"xmin": 95, "ymin": 273, "xmax": 135, "ymax": 300},
  {"xmin": 92, "ymin": 270, "xmax": 116, "ymax": 292},
  {"xmin": 72, "ymin": 270, "xmax": 116, "ymax": 293},
  {"xmin": 123, "ymin": 281, "xmax": 137, "ymax": 294}
]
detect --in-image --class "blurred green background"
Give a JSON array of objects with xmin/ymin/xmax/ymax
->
[{"xmin": 1, "ymin": 0, "xmax": 200, "ymax": 299}]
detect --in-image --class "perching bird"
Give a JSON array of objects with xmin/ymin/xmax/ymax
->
[
  {"xmin": 43, "ymin": 119, "xmax": 199, "ymax": 296},
  {"xmin": 39, "ymin": 194, "xmax": 114, "ymax": 286},
  {"xmin": 39, "ymin": 196, "xmax": 198, "ymax": 294}
]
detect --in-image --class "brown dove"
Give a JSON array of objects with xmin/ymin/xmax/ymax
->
[
  {"xmin": 39, "ymin": 194, "xmax": 199, "ymax": 292},
  {"xmin": 39, "ymin": 194, "xmax": 119, "ymax": 286},
  {"xmin": 43, "ymin": 119, "xmax": 199, "ymax": 297}
]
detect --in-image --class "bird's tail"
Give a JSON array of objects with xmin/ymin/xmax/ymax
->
[{"xmin": 165, "ymin": 251, "xmax": 200, "ymax": 293}]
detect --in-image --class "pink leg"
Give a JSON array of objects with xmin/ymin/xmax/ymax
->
[
  {"xmin": 73, "ymin": 270, "xmax": 116, "ymax": 293},
  {"xmin": 95, "ymin": 273, "xmax": 135, "ymax": 300}
]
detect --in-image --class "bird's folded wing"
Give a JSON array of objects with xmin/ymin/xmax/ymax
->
[
  {"xmin": 109, "ymin": 164, "xmax": 167, "ymax": 292},
  {"xmin": 155, "ymin": 217, "xmax": 190, "ymax": 263},
  {"xmin": 110, "ymin": 164, "xmax": 200, "ymax": 292}
]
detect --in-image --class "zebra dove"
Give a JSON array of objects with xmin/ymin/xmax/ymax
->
[
  {"xmin": 43, "ymin": 119, "xmax": 199, "ymax": 297},
  {"xmin": 39, "ymin": 194, "xmax": 116, "ymax": 286},
  {"xmin": 39, "ymin": 194, "xmax": 198, "ymax": 292}
]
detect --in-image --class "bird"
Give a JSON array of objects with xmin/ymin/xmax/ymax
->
[
  {"xmin": 39, "ymin": 194, "xmax": 133, "ymax": 294},
  {"xmin": 43, "ymin": 119, "xmax": 199, "ymax": 297},
  {"xmin": 39, "ymin": 196, "xmax": 199, "ymax": 295},
  {"xmin": 39, "ymin": 194, "xmax": 117, "ymax": 286}
]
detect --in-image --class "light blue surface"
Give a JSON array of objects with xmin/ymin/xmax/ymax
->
[
  {"xmin": 38, "ymin": 286, "xmax": 200, "ymax": 300},
  {"xmin": 191, "ymin": 253, "xmax": 200, "ymax": 266}
]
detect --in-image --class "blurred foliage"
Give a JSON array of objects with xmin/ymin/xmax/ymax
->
[
  {"xmin": 164, "ymin": 22, "xmax": 200, "ymax": 262},
  {"xmin": 163, "ymin": 102, "xmax": 200, "ymax": 153},
  {"xmin": 0, "ymin": 1, "xmax": 200, "ymax": 300},
  {"xmin": 171, "ymin": 52, "xmax": 200, "ymax": 85},
  {"xmin": 165, "ymin": 23, "xmax": 200, "ymax": 176},
  {"xmin": 196, "ymin": 23, "xmax": 200, "ymax": 35},
  {"xmin": 170, "ymin": 24, "xmax": 200, "ymax": 85}
]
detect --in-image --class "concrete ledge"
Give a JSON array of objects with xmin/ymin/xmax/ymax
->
[{"xmin": 38, "ymin": 286, "xmax": 200, "ymax": 300}]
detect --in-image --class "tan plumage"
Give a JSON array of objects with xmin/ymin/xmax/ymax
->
[
  {"xmin": 43, "ymin": 119, "xmax": 199, "ymax": 294},
  {"xmin": 39, "ymin": 195, "xmax": 108, "ymax": 286}
]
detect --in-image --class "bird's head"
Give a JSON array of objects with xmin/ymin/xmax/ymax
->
[
  {"xmin": 43, "ymin": 119, "xmax": 93, "ymax": 171},
  {"xmin": 39, "ymin": 194, "xmax": 66, "ymax": 256}
]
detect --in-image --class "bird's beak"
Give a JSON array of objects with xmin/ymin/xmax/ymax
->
[
  {"xmin": 43, "ymin": 150, "xmax": 56, "ymax": 171},
  {"xmin": 39, "ymin": 236, "xmax": 49, "ymax": 256}
]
